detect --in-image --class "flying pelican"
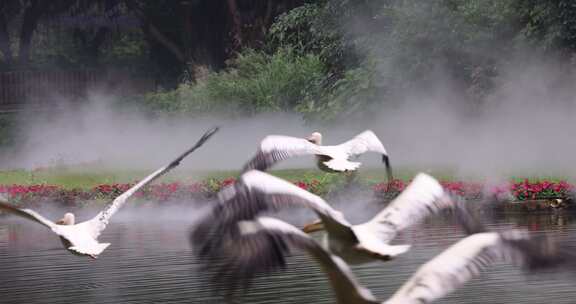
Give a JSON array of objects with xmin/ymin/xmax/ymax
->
[
  {"xmin": 242, "ymin": 130, "xmax": 393, "ymax": 183},
  {"xmin": 192, "ymin": 170, "xmax": 457, "ymax": 265},
  {"xmin": 213, "ymin": 216, "xmax": 572, "ymax": 303},
  {"xmin": 0, "ymin": 127, "xmax": 219, "ymax": 258}
]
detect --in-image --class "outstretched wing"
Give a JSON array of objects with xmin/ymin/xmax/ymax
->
[
  {"xmin": 336, "ymin": 130, "xmax": 392, "ymax": 181},
  {"xmin": 191, "ymin": 170, "xmax": 355, "ymax": 260},
  {"xmin": 353, "ymin": 173, "xmax": 451, "ymax": 243},
  {"xmin": 241, "ymin": 135, "xmax": 324, "ymax": 172},
  {"xmin": 194, "ymin": 169, "xmax": 352, "ymax": 237},
  {"xmin": 0, "ymin": 200, "xmax": 57, "ymax": 229},
  {"xmin": 82, "ymin": 127, "xmax": 219, "ymax": 238},
  {"xmin": 233, "ymin": 170, "xmax": 348, "ymax": 221},
  {"xmin": 387, "ymin": 230, "xmax": 569, "ymax": 303},
  {"xmin": 337, "ymin": 130, "xmax": 387, "ymax": 157},
  {"xmin": 202, "ymin": 217, "xmax": 379, "ymax": 304}
]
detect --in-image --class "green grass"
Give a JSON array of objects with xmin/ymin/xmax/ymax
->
[
  {"xmin": 0, "ymin": 165, "xmax": 571, "ymax": 189},
  {"xmin": 0, "ymin": 166, "xmax": 418, "ymax": 189}
]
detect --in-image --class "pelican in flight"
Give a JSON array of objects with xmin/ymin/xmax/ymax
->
[
  {"xmin": 0, "ymin": 127, "xmax": 219, "ymax": 258},
  {"xmin": 213, "ymin": 216, "xmax": 572, "ymax": 303},
  {"xmin": 193, "ymin": 170, "xmax": 457, "ymax": 265},
  {"xmin": 242, "ymin": 130, "xmax": 393, "ymax": 182}
]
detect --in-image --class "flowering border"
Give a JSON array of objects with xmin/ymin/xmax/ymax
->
[{"xmin": 0, "ymin": 178, "xmax": 573, "ymax": 207}]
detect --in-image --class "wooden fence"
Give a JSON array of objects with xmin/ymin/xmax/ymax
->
[{"xmin": 0, "ymin": 69, "xmax": 155, "ymax": 112}]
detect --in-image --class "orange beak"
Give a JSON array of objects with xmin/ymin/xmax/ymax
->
[{"xmin": 302, "ymin": 220, "xmax": 325, "ymax": 233}]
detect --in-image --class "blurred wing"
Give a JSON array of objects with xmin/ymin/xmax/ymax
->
[
  {"xmin": 83, "ymin": 127, "xmax": 219, "ymax": 237},
  {"xmin": 206, "ymin": 217, "xmax": 378, "ymax": 303},
  {"xmin": 241, "ymin": 170, "xmax": 348, "ymax": 220},
  {"xmin": 337, "ymin": 130, "xmax": 387, "ymax": 157},
  {"xmin": 242, "ymin": 135, "xmax": 323, "ymax": 172},
  {"xmin": 192, "ymin": 170, "xmax": 355, "ymax": 260},
  {"xmin": 452, "ymin": 197, "xmax": 488, "ymax": 235},
  {"xmin": 387, "ymin": 232, "xmax": 507, "ymax": 303},
  {"xmin": 353, "ymin": 173, "xmax": 451, "ymax": 243},
  {"xmin": 215, "ymin": 170, "xmax": 350, "ymax": 226},
  {"xmin": 0, "ymin": 200, "xmax": 56, "ymax": 229},
  {"xmin": 387, "ymin": 229, "xmax": 565, "ymax": 304}
]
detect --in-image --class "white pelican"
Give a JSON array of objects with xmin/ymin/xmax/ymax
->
[
  {"xmin": 192, "ymin": 170, "xmax": 456, "ymax": 265},
  {"xmin": 242, "ymin": 130, "xmax": 393, "ymax": 182},
  {"xmin": 0, "ymin": 127, "xmax": 219, "ymax": 258},
  {"xmin": 217, "ymin": 216, "xmax": 570, "ymax": 303}
]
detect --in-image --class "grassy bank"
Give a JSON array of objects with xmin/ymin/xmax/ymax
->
[
  {"xmin": 0, "ymin": 165, "xmax": 574, "ymax": 210},
  {"xmin": 0, "ymin": 167, "xmax": 437, "ymax": 189},
  {"xmin": 0, "ymin": 166, "xmax": 571, "ymax": 191}
]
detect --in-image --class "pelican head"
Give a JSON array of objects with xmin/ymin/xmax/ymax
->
[
  {"xmin": 306, "ymin": 132, "xmax": 322, "ymax": 145},
  {"xmin": 302, "ymin": 219, "xmax": 325, "ymax": 233},
  {"xmin": 56, "ymin": 213, "xmax": 75, "ymax": 225}
]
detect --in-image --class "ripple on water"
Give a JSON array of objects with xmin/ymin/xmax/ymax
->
[{"xmin": 0, "ymin": 210, "xmax": 576, "ymax": 303}]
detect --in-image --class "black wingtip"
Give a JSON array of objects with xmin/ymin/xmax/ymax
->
[
  {"xmin": 194, "ymin": 126, "xmax": 220, "ymax": 148},
  {"xmin": 504, "ymin": 233, "xmax": 576, "ymax": 273},
  {"xmin": 193, "ymin": 226, "xmax": 291, "ymax": 297},
  {"xmin": 168, "ymin": 126, "xmax": 220, "ymax": 168},
  {"xmin": 382, "ymin": 154, "xmax": 393, "ymax": 183},
  {"xmin": 203, "ymin": 126, "xmax": 220, "ymax": 141},
  {"xmin": 453, "ymin": 197, "xmax": 487, "ymax": 235}
]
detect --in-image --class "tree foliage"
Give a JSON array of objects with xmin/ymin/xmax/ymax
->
[
  {"xmin": 143, "ymin": 47, "xmax": 327, "ymax": 116},
  {"xmin": 3, "ymin": 0, "xmax": 576, "ymax": 123},
  {"xmin": 139, "ymin": 0, "xmax": 576, "ymax": 122}
]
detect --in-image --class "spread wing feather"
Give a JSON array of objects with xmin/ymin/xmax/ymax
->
[
  {"xmin": 242, "ymin": 135, "xmax": 324, "ymax": 172},
  {"xmin": 203, "ymin": 217, "xmax": 378, "ymax": 304},
  {"xmin": 82, "ymin": 127, "xmax": 219, "ymax": 238},
  {"xmin": 201, "ymin": 170, "xmax": 350, "ymax": 229},
  {"xmin": 337, "ymin": 130, "xmax": 387, "ymax": 157},
  {"xmin": 353, "ymin": 173, "xmax": 452, "ymax": 243},
  {"xmin": 191, "ymin": 170, "xmax": 355, "ymax": 260},
  {"xmin": 387, "ymin": 230, "xmax": 573, "ymax": 304},
  {"xmin": 0, "ymin": 200, "xmax": 57, "ymax": 229}
]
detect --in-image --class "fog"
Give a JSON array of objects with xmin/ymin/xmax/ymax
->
[
  {"xmin": 1, "ymin": 57, "xmax": 575, "ymax": 182},
  {"xmin": 0, "ymin": 28, "xmax": 575, "ymax": 181}
]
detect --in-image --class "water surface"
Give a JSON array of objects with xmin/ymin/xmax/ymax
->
[{"xmin": 1, "ymin": 204, "xmax": 575, "ymax": 304}]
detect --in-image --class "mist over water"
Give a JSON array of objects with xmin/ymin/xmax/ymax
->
[
  {"xmin": 1, "ymin": 58, "xmax": 576, "ymax": 181},
  {"xmin": 2, "ymin": 206, "xmax": 576, "ymax": 304}
]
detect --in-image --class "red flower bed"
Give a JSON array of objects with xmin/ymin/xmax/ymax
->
[
  {"xmin": 373, "ymin": 179, "xmax": 574, "ymax": 201},
  {"xmin": 509, "ymin": 179, "xmax": 573, "ymax": 200},
  {"xmin": 0, "ymin": 179, "xmax": 229, "ymax": 206},
  {"xmin": 0, "ymin": 178, "xmax": 573, "ymax": 207}
]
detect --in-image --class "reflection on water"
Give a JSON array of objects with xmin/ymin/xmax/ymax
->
[{"xmin": 1, "ymin": 205, "xmax": 576, "ymax": 304}]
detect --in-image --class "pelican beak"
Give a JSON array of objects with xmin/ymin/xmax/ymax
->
[
  {"xmin": 302, "ymin": 220, "xmax": 325, "ymax": 233},
  {"xmin": 383, "ymin": 154, "xmax": 393, "ymax": 183}
]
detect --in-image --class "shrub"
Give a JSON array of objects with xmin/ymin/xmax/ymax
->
[{"xmin": 142, "ymin": 48, "xmax": 327, "ymax": 116}]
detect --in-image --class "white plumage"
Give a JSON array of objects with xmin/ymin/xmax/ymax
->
[
  {"xmin": 230, "ymin": 217, "xmax": 569, "ymax": 304},
  {"xmin": 0, "ymin": 127, "xmax": 218, "ymax": 258},
  {"xmin": 242, "ymin": 130, "xmax": 392, "ymax": 180},
  {"xmin": 193, "ymin": 170, "xmax": 455, "ymax": 265}
]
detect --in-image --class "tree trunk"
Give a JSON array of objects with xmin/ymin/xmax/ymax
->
[
  {"xmin": 144, "ymin": 21, "xmax": 186, "ymax": 63},
  {"xmin": 18, "ymin": 0, "xmax": 47, "ymax": 64},
  {"xmin": 181, "ymin": 1, "xmax": 194, "ymax": 61},
  {"xmin": 126, "ymin": 0, "xmax": 187, "ymax": 64},
  {"xmin": 88, "ymin": 27, "xmax": 109, "ymax": 65},
  {"xmin": 226, "ymin": 0, "xmax": 243, "ymax": 52},
  {"xmin": 0, "ymin": 9, "xmax": 12, "ymax": 63}
]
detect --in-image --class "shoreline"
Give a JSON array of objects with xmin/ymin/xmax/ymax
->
[{"xmin": 0, "ymin": 177, "xmax": 573, "ymax": 212}]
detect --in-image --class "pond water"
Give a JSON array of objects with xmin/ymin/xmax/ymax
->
[{"xmin": 0, "ymin": 202, "xmax": 575, "ymax": 304}]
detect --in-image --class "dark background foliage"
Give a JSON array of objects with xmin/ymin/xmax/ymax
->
[{"xmin": 1, "ymin": 0, "xmax": 576, "ymax": 123}]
